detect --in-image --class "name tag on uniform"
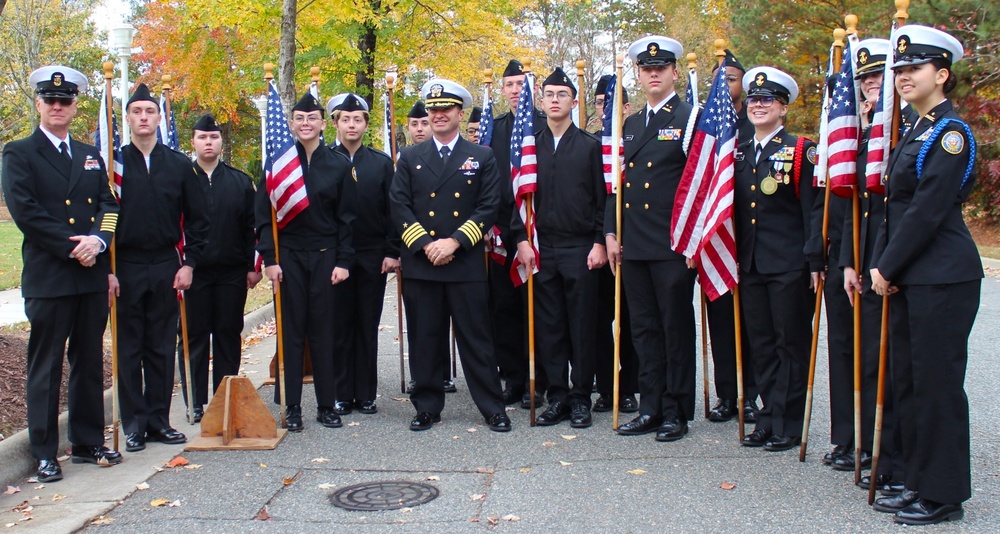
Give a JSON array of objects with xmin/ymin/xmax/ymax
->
[
  {"xmin": 83, "ymin": 155, "xmax": 101, "ymax": 171},
  {"xmin": 625, "ymin": 135, "xmax": 635, "ymax": 142},
  {"xmin": 768, "ymin": 146, "xmax": 796, "ymax": 161},
  {"xmin": 735, "ymin": 151, "xmax": 745, "ymax": 161},
  {"xmin": 658, "ymin": 128, "xmax": 682, "ymax": 141}
]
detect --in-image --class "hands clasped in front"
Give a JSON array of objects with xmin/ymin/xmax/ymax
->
[
  {"xmin": 69, "ymin": 235, "xmax": 102, "ymax": 267},
  {"xmin": 423, "ymin": 238, "xmax": 459, "ymax": 267}
]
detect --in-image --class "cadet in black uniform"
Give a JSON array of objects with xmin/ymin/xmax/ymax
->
[
  {"xmin": 705, "ymin": 49, "xmax": 759, "ymax": 423},
  {"xmin": 257, "ymin": 93, "xmax": 356, "ymax": 432},
  {"xmin": 735, "ymin": 68, "xmax": 822, "ymax": 452},
  {"xmin": 608, "ymin": 36, "xmax": 699, "ymax": 442},
  {"xmin": 115, "ymin": 84, "xmax": 209, "ymax": 452},
  {"xmin": 466, "ymin": 106, "xmax": 482, "ymax": 143},
  {"xmin": 177, "ymin": 114, "xmax": 259, "ymax": 423},
  {"xmin": 389, "ymin": 78, "xmax": 511, "ymax": 433},
  {"xmin": 511, "ymin": 68, "xmax": 607, "ymax": 428},
  {"xmin": 326, "ymin": 93, "xmax": 400, "ymax": 415},
  {"xmin": 489, "ymin": 59, "xmax": 547, "ymax": 408},
  {"xmin": 840, "ymin": 37, "xmax": 905, "ymax": 492},
  {"xmin": 591, "ymin": 74, "xmax": 639, "ymax": 414},
  {"xmin": 869, "ymin": 26, "xmax": 980, "ymax": 526},
  {"xmin": 2, "ymin": 66, "xmax": 122, "ymax": 482},
  {"xmin": 406, "ymin": 101, "xmax": 431, "ymax": 145}
]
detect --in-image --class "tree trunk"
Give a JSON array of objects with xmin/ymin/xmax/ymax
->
[
  {"xmin": 221, "ymin": 121, "xmax": 233, "ymax": 165},
  {"xmin": 355, "ymin": 0, "xmax": 381, "ymax": 110},
  {"xmin": 279, "ymin": 0, "xmax": 297, "ymax": 110}
]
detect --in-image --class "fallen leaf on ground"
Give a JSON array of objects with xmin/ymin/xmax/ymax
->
[
  {"xmin": 259, "ymin": 464, "xmax": 267, "ymax": 468},
  {"xmin": 135, "ymin": 483, "xmax": 150, "ymax": 491},
  {"xmin": 474, "ymin": 468, "xmax": 494, "ymax": 474},
  {"xmin": 283, "ymin": 477, "xmax": 295, "ymax": 486},
  {"xmin": 470, "ymin": 493, "xmax": 485, "ymax": 501},
  {"xmin": 311, "ymin": 458, "xmax": 330, "ymax": 463},
  {"xmin": 150, "ymin": 499, "xmax": 171, "ymax": 507},
  {"xmin": 452, "ymin": 436, "xmax": 460, "ymax": 440},
  {"xmin": 56, "ymin": 455, "xmax": 69, "ymax": 462},
  {"xmin": 24, "ymin": 479, "xmax": 37, "ymax": 484},
  {"xmin": 51, "ymin": 494, "xmax": 65, "ymax": 501},
  {"xmin": 183, "ymin": 465, "xmax": 202, "ymax": 470},
  {"xmin": 31, "ymin": 497, "xmax": 39, "ymax": 501},
  {"xmin": 17, "ymin": 517, "xmax": 30, "ymax": 523},
  {"xmin": 90, "ymin": 516, "xmax": 113, "ymax": 525},
  {"xmin": 426, "ymin": 476, "xmax": 441, "ymax": 481},
  {"xmin": 502, "ymin": 514, "xmax": 521, "ymax": 522},
  {"xmin": 255, "ymin": 505, "xmax": 270, "ymax": 521},
  {"xmin": 560, "ymin": 435, "xmax": 577, "ymax": 440},
  {"xmin": 487, "ymin": 516, "xmax": 499, "ymax": 526},
  {"xmin": 318, "ymin": 484, "xmax": 335, "ymax": 490},
  {"xmin": 391, "ymin": 397, "xmax": 410, "ymax": 403},
  {"xmin": 400, "ymin": 508, "xmax": 413, "ymax": 513},
  {"xmin": 542, "ymin": 441, "xmax": 556, "ymax": 447},
  {"xmin": 467, "ymin": 428, "xmax": 477, "ymax": 433},
  {"xmin": 627, "ymin": 469, "xmax": 647, "ymax": 475},
  {"xmin": 720, "ymin": 482, "xmax": 736, "ymax": 490},
  {"xmin": 151, "ymin": 466, "xmax": 164, "ymax": 473},
  {"xmin": 3, "ymin": 487, "xmax": 19, "ymax": 495},
  {"xmin": 12, "ymin": 502, "xmax": 31, "ymax": 513},
  {"xmin": 5, "ymin": 523, "xmax": 15, "ymax": 528},
  {"xmin": 559, "ymin": 461, "xmax": 573, "ymax": 466},
  {"xmin": 468, "ymin": 518, "xmax": 480, "ymax": 523},
  {"xmin": 168, "ymin": 500, "xmax": 181, "ymax": 507},
  {"xmin": 166, "ymin": 457, "xmax": 189, "ymax": 468},
  {"xmin": 348, "ymin": 422, "xmax": 360, "ymax": 427},
  {"xmin": 31, "ymin": 485, "xmax": 43, "ymax": 490},
  {"xmin": 519, "ymin": 468, "xmax": 531, "ymax": 473}
]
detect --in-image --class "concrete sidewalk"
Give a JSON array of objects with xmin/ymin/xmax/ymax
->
[
  {"xmin": 0, "ymin": 288, "xmax": 27, "ymax": 326},
  {"xmin": 2, "ymin": 275, "xmax": 999, "ymax": 532}
]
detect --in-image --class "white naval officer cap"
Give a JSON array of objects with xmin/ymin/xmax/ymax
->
[
  {"xmin": 891, "ymin": 25, "xmax": 964, "ymax": 69},
  {"xmin": 29, "ymin": 65, "xmax": 89, "ymax": 97},
  {"xmin": 627, "ymin": 35, "xmax": 683, "ymax": 67},
  {"xmin": 743, "ymin": 66, "xmax": 799, "ymax": 105},
  {"xmin": 420, "ymin": 79, "xmax": 473, "ymax": 109},
  {"xmin": 854, "ymin": 38, "xmax": 891, "ymax": 78}
]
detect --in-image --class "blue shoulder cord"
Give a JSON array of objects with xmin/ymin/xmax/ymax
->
[{"xmin": 915, "ymin": 117, "xmax": 977, "ymax": 189}]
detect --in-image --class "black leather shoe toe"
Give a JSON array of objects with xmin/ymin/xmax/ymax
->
[
  {"xmin": 443, "ymin": 379, "xmax": 457, "ymax": 393},
  {"xmin": 536, "ymin": 401, "xmax": 569, "ymax": 426},
  {"xmin": 356, "ymin": 400, "xmax": 378, "ymax": 414},
  {"xmin": 620, "ymin": 395, "xmax": 639, "ymax": 413},
  {"xmin": 708, "ymin": 399, "xmax": 737, "ymax": 422},
  {"xmin": 763, "ymin": 435, "xmax": 801, "ymax": 451},
  {"xmin": 873, "ymin": 489, "xmax": 919, "ymax": 513},
  {"xmin": 742, "ymin": 400, "xmax": 758, "ymax": 423},
  {"xmin": 502, "ymin": 385, "xmax": 524, "ymax": 405},
  {"xmin": 824, "ymin": 444, "xmax": 851, "ymax": 465},
  {"xmin": 37, "ymin": 459, "xmax": 62, "ymax": 483},
  {"xmin": 592, "ymin": 395, "xmax": 612, "ymax": 412},
  {"xmin": 192, "ymin": 406, "xmax": 204, "ymax": 423},
  {"xmin": 741, "ymin": 427, "xmax": 772, "ymax": 447},
  {"xmin": 125, "ymin": 433, "xmax": 146, "ymax": 452},
  {"xmin": 832, "ymin": 450, "xmax": 871, "ymax": 471},
  {"xmin": 894, "ymin": 499, "xmax": 963, "ymax": 525},
  {"xmin": 285, "ymin": 405, "xmax": 304, "ymax": 432},
  {"xmin": 147, "ymin": 427, "xmax": 187, "ymax": 444},
  {"xmin": 317, "ymin": 407, "xmax": 343, "ymax": 428},
  {"xmin": 615, "ymin": 414, "xmax": 662, "ymax": 435},
  {"xmin": 71, "ymin": 445, "xmax": 122, "ymax": 466},
  {"xmin": 569, "ymin": 403, "xmax": 592, "ymax": 428},
  {"xmin": 333, "ymin": 400, "xmax": 353, "ymax": 415},
  {"xmin": 655, "ymin": 418, "xmax": 689, "ymax": 442},
  {"xmin": 486, "ymin": 413, "xmax": 512, "ymax": 432},
  {"xmin": 410, "ymin": 412, "xmax": 441, "ymax": 431},
  {"xmin": 520, "ymin": 391, "xmax": 544, "ymax": 410}
]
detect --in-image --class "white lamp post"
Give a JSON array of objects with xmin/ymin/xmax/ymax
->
[
  {"xmin": 110, "ymin": 24, "xmax": 137, "ymax": 140},
  {"xmin": 252, "ymin": 96, "xmax": 268, "ymax": 172}
]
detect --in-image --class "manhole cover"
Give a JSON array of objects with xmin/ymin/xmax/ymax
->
[{"xmin": 329, "ymin": 481, "xmax": 439, "ymax": 511}]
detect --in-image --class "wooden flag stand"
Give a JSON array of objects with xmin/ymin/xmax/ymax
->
[
  {"xmin": 186, "ymin": 376, "xmax": 287, "ymax": 451},
  {"xmin": 263, "ymin": 346, "xmax": 313, "ymax": 385}
]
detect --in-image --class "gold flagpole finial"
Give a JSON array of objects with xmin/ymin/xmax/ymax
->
[
  {"xmin": 103, "ymin": 62, "xmax": 114, "ymax": 80},
  {"xmin": 311, "ymin": 66, "xmax": 320, "ymax": 84},
  {"xmin": 575, "ymin": 60, "xmax": 586, "ymax": 76},
  {"xmin": 834, "ymin": 28, "xmax": 846, "ymax": 49},
  {"xmin": 161, "ymin": 74, "xmax": 172, "ymax": 92},
  {"xmin": 845, "ymin": 14, "xmax": 859, "ymax": 36},
  {"xmin": 385, "ymin": 70, "xmax": 396, "ymax": 90},
  {"xmin": 686, "ymin": 53, "xmax": 697, "ymax": 70},
  {"xmin": 523, "ymin": 59, "xmax": 533, "ymax": 74},
  {"xmin": 714, "ymin": 39, "xmax": 727, "ymax": 67},
  {"xmin": 263, "ymin": 63, "xmax": 274, "ymax": 81},
  {"xmin": 483, "ymin": 68, "xmax": 493, "ymax": 84},
  {"xmin": 895, "ymin": 0, "xmax": 910, "ymax": 24}
]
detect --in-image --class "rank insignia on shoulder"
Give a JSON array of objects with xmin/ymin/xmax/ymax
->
[
  {"xmin": 915, "ymin": 130, "xmax": 931, "ymax": 142},
  {"xmin": 658, "ymin": 128, "xmax": 682, "ymax": 141},
  {"xmin": 941, "ymin": 131, "xmax": 964, "ymax": 155},
  {"xmin": 83, "ymin": 155, "xmax": 101, "ymax": 171},
  {"xmin": 806, "ymin": 146, "xmax": 817, "ymax": 165}
]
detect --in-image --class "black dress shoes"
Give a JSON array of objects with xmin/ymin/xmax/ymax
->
[
  {"xmin": 615, "ymin": 414, "xmax": 663, "ymax": 435},
  {"xmin": 536, "ymin": 401, "xmax": 570, "ymax": 426},
  {"xmin": 355, "ymin": 400, "xmax": 378, "ymax": 414},
  {"xmin": 285, "ymin": 404, "xmax": 304, "ymax": 432},
  {"xmin": 740, "ymin": 427, "xmax": 772, "ymax": 447},
  {"xmin": 443, "ymin": 379, "xmax": 457, "ymax": 393},
  {"xmin": 410, "ymin": 412, "xmax": 441, "ymax": 431},
  {"xmin": 36, "ymin": 459, "xmax": 62, "ymax": 483},
  {"xmin": 521, "ymin": 391, "xmax": 544, "ymax": 410},
  {"xmin": 872, "ymin": 489, "xmax": 919, "ymax": 513},
  {"xmin": 317, "ymin": 407, "xmax": 343, "ymax": 428},
  {"xmin": 655, "ymin": 418, "xmax": 689, "ymax": 442},
  {"xmin": 894, "ymin": 499, "xmax": 964, "ymax": 525},
  {"xmin": 192, "ymin": 406, "xmax": 204, "ymax": 423},
  {"xmin": 570, "ymin": 403, "xmax": 592, "ymax": 428},
  {"xmin": 486, "ymin": 413, "xmax": 512, "ymax": 432},
  {"xmin": 147, "ymin": 427, "xmax": 187, "ymax": 444},
  {"xmin": 858, "ymin": 474, "xmax": 904, "ymax": 496},
  {"xmin": 502, "ymin": 385, "xmax": 525, "ymax": 405},
  {"xmin": 823, "ymin": 443, "xmax": 851, "ymax": 465},
  {"xmin": 620, "ymin": 395, "xmax": 639, "ymax": 413},
  {"xmin": 71, "ymin": 445, "xmax": 123, "ymax": 466},
  {"xmin": 125, "ymin": 433, "xmax": 146, "ymax": 452},
  {"xmin": 708, "ymin": 399, "xmax": 737, "ymax": 422},
  {"xmin": 742, "ymin": 400, "xmax": 759, "ymax": 423},
  {"xmin": 832, "ymin": 450, "xmax": 871, "ymax": 471},
  {"xmin": 763, "ymin": 435, "xmax": 800, "ymax": 452},
  {"xmin": 333, "ymin": 400, "xmax": 353, "ymax": 415},
  {"xmin": 592, "ymin": 395, "xmax": 613, "ymax": 412}
]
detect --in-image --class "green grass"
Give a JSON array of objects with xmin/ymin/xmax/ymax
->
[
  {"xmin": 245, "ymin": 282, "xmax": 273, "ymax": 315},
  {"xmin": 978, "ymin": 245, "xmax": 1000, "ymax": 261},
  {"xmin": 0, "ymin": 221, "xmax": 24, "ymax": 290}
]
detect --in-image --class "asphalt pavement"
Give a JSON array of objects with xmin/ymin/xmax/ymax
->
[{"xmin": 1, "ymin": 271, "xmax": 999, "ymax": 532}]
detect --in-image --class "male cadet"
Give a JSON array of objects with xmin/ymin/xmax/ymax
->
[
  {"xmin": 406, "ymin": 101, "xmax": 431, "ymax": 145},
  {"xmin": 177, "ymin": 114, "xmax": 260, "ymax": 422},
  {"xmin": 512, "ymin": 68, "xmax": 607, "ymax": 428},
  {"xmin": 2, "ymin": 66, "xmax": 121, "ymax": 482},
  {"xmin": 257, "ymin": 93, "xmax": 355, "ymax": 432},
  {"xmin": 489, "ymin": 59, "xmax": 547, "ymax": 408},
  {"xmin": 591, "ymin": 74, "xmax": 639, "ymax": 414},
  {"xmin": 704, "ymin": 49, "xmax": 759, "ymax": 423},
  {"xmin": 326, "ymin": 93, "xmax": 400, "ymax": 416},
  {"xmin": 389, "ymin": 78, "xmax": 511, "ymax": 432},
  {"xmin": 466, "ymin": 106, "xmax": 482, "ymax": 143},
  {"xmin": 115, "ymin": 84, "xmax": 209, "ymax": 452},
  {"xmin": 606, "ymin": 36, "xmax": 699, "ymax": 442}
]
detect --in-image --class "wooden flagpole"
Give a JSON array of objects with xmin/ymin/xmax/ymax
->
[
  {"xmin": 522, "ymin": 59, "xmax": 538, "ymax": 426},
  {"xmin": 576, "ymin": 60, "xmax": 586, "ymax": 128},
  {"xmin": 263, "ymin": 63, "xmax": 287, "ymax": 429},
  {"xmin": 611, "ymin": 53, "xmax": 625, "ymax": 429},
  {"xmin": 801, "ymin": 28, "xmax": 845, "ymax": 463},
  {"xmin": 103, "ymin": 61, "xmax": 121, "ymax": 451},
  {"xmin": 690, "ymin": 50, "xmax": 712, "ymax": 420},
  {"xmin": 386, "ymin": 70, "xmax": 407, "ymax": 394}
]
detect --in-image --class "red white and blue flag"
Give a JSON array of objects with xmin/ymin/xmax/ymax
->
[
  {"xmin": 601, "ymin": 74, "xmax": 623, "ymax": 194},
  {"xmin": 865, "ymin": 25, "xmax": 897, "ymax": 195},
  {"xmin": 825, "ymin": 36, "xmax": 861, "ymax": 197},
  {"xmin": 157, "ymin": 93, "xmax": 179, "ymax": 150},
  {"xmin": 671, "ymin": 62, "xmax": 739, "ymax": 301},
  {"xmin": 478, "ymin": 87, "xmax": 494, "ymax": 147},
  {"xmin": 265, "ymin": 80, "xmax": 309, "ymax": 228},
  {"xmin": 96, "ymin": 84, "xmax": 123, "ymax": 199},
  {"xmin": 510, "ymin": 74, "xmax": 538, "ymax": 285}
]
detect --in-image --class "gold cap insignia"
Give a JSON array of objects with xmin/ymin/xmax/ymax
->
[
  {"xmin": 53, "ymin": 74, "xmax": 63, "ymax": 86},
  {"xmin": 649, "ymin": 44, "xmax": 658, "ymax": 56},
  {"xmin": 859, "ymin": 50, "xmax": 869, "ymax": 64},
  {"xmin": 430, "ymin": 84, "xmax": 443, "ymax": 97},
  {"xmin": 897, "ymin": 36, "xmax": 908, "ymax": 54},
  {"xmin": 755, "ymin": 74, "xmax": 765, "ymax": 86}
]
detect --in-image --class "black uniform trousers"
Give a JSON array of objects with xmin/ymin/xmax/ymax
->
[
  {"xmin": 25, "ymin": 293, "xmax": 108, "ymax": 459},
  {"xmin": 117, "ymin": 257, "xmax": 182, "ymax": 435},
  {"xmin": 489, "ymin": 254, "xmax": 547, "ymax": 390},
  {"xmin": 739, "ymin": 268, "xmax": 812, "ymax": 437},
  {"xmin": 824, "ymin": 264, "xmax": 855, "ymax": 445},
  {"xmin": 595, "ymin": 265, "xmax": 639, "ymax": 396},
  {"xmin": 891, "ymin": 280, "xmax": 979, "ymax": 504},
  {"xmin": 177, "ymin": 264, "xmax": 248, "ymax": 407},
  {"xmin": 705, "ymin": 290, "xmax": 757, "ymax": 401},
  {"xmin": 622, "ymin": 259, "xmax": 697, "ymax": 421},
  {"xmin": 273, "ymin": 247, "xmax": 338, "ymax": 408},
  {"xmin": 857, "ymin": 277, "xmax": 900, "ymax": 477},
  {"xmin": 404, "ymin": 279, "xmax": 504, "ymax": 417},
  {"xmin": 333, "ymin": 249, "xmax": 387, "ymax": 403},
  {"xmin": 534, "ymin": 245, "xmax": 598, "ymax": 406}
]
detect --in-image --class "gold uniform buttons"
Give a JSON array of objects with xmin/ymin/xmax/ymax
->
[
  {"xmin": 626, "ymin": 182, "xmax": 631, "ymax": 188},
  {"xmin": 69, "ymin": 218, "xmax": 75, "ymax": 224},
  {"xmin": 750, "ymin": 202, "xmax": 756, "ymax": 208},
  {"xmin": 751, "ymin": 218, "xmax": 756, "ymax": 225},
  {"xmin": 87, "ymin": 198, "xmax": 92, "ymax": 204},
  {"xmin": 646, "ymin": 162, "xmax": 652, "ymax": 168},
  {"xmin": 884, "ymin": 197, "xmax": 888, "ymax": 203},
  {"xmin": 644, "ymin": 204, "xmax": 649, "ymax": 210},
  {"xmin": 863, "ymin": 192, "xmax": 869, "ymax": 198},
  {"xmin": 429, "ymin": 211, "xmax": 435, "ymax": 217},
  {"xmin": 751, "ymin": 185, "xmax": 756, "ymax": 191},
  {"xmin": 90, "ymin": 217, "xmax": 95, "ymax": 222},
  {"xmin": 65, "ymin": 199, "xmax": 71, "ymax": 206},
  {"xmin": 467, "ymin": 179, "xmax": 473, "ymax": 184},
  {"xmin": 416, "ymin": 165, "xmax": 422, "ymax": 169},
  {"xmin": 429, "ymin": 230, "xmax": 436, "ymax": 236},
  {"xmin": 628, "ymin": 162, "xmax": 634, "ymax": 168},
  {"xmin": 625, "ymin": 203, "xmax": 630, "ymax": 209},
  {"xmin": 453, "ymin": 211, "xmax": 459, "ymax": 217},
  {"xmin": 864, "ymin": 212, "xmax": 869, "ymax": 218},
  {"xmin": 430, "ymin": 192, "xmax": 436, "ymax": 198},
  {"xmin": 644, "ymin": 183, "xmax": 650, "ymax": 189},
  {"xmin": 454, "ymin": 192, "xmax": 460, "ymax": 198}
]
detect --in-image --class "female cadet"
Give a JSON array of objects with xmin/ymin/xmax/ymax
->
[{"xmin": 869, "ymin": 25, "xmax": 981, "ymax": 526}]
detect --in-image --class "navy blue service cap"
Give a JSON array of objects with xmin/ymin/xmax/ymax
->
[
  {"xmin": 292, "ymin": 91, "xmax": 324, "ymax": 116},
  {"xmin": 408, "ymin": 101, "xmax": 428, "ymax": 118},
  {"xmin": 126, "ymin": 83, "xmax": 158, "ymax": 110},
  {"xmin": 542, "ymin": 67, "xmax": 577, "ymax": 97},
  {"xmin": 192, "ymin": 114, "xmax": 221, "ymax": 132},
  {"xmin": 502, "ymin": 60, "xmax": 525, "ymax": 78}
]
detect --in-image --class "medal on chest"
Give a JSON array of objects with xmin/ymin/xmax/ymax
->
[{"xmin": 760, "ymin": 175, "xmax": 779, "ymax": 195}]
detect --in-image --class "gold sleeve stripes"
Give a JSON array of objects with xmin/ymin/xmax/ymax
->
[
  {"xmin": 99, "ymin": 213, "xmax": 118, "ymax": 233},
  {"xmin": 458, "ymin": 220, "xmax": 482, "ymax": 245},
  {"xmin": 401, "ymin": 222, "xmax": 429, "ymax": 248}
]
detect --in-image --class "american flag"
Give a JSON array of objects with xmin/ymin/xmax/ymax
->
[
  {"xmin": 478, "ymin": 87, "xmax": 494, "ymax": 146},
  {"xmin": 157, "ymin": 93, "xmax": 179, "ymax": 150},
  {"xmin": 382, "ymin": 91, "xmax": 392, "ymax": 155},
  {"xmin": 96, "ymin": 84, "xmax": 123, "ymax": 199},
  {"xmin": 826, "ymin": 36, "xmax": 861, "ymax": 197},
  {"xmin": 601, "ymin": 74, "xmax": 624, "ymax": 194},
  {"xmin": 685, "ymin": 67, "xmax": 698, "ymax": 106},
  {"xmin": 510, "ymin": 74, "xmax": 538, "ymax": 286},
  {"xmin": 865, "ymin": 25, "xmax": 897, "ymax": 195},
  {"xmin": 813, "ymin": 43, "xmax": 836, "ymax": 188},
  {"xmin": 265, "ymin": 80, "xmax": 309, "ymax": 228},
  {"xmin": 670, "ymin": 62, "xmax": 738, "ymax": 301}
]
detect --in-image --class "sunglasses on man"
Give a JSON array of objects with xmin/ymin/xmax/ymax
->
[{"xmin": 41, "ymin": 96, "xmax": 76, "ymax": 107}]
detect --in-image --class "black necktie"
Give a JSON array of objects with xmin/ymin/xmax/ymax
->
[
  {"xmin": 647, "ymin": 108, "xmax": 656, "ymax": 127},
  {"xmin": 754, "ymin": 143, "xmax": 762, "ymax": 164},
  {"xmin": 59, "ymin": 141, "xmax": 71, "ymax": 163},
  {"xmin": 440, "ymin": 145, "xmax": 451, "ymax": 168}
]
